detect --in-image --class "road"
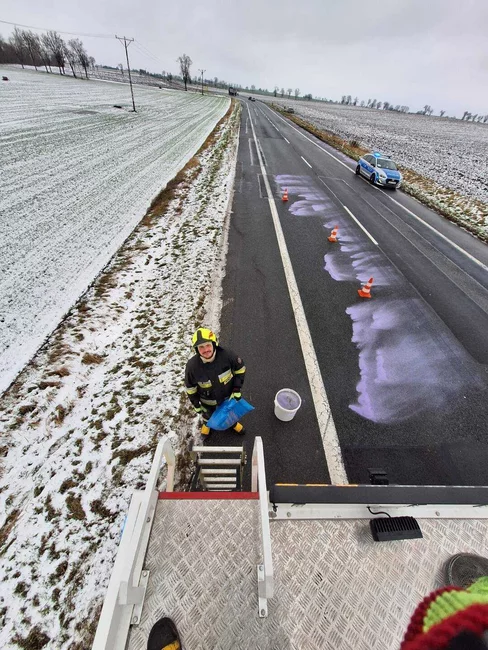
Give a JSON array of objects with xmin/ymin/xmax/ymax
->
[{"xmin": 216, "ymin": 99, "xmax": 488, "ymax": 488}]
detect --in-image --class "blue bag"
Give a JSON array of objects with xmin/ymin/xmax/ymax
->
[{"xmin": 206, "ymin": 398, "xmax": 254, "ymax": 431}]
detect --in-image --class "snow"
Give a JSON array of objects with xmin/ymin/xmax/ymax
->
[
  {"xmin": 264, "ymin": 98, "xmax": 488, "ymax": 237},
  {"xmin": 0, "ymin": 66, "xmax": 230, "ymax": 395},
  {"xmin": 0, "ymin": 67, "xmax": 239, "ymax": 648},
  {"xmin": 267, "ymin": 99, "xmax": 488, "ymax": 201}
]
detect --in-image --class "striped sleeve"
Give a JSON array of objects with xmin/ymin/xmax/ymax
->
[{"xmin": 229, "ymin": 350, "xmax": 246, "ymax": 390}]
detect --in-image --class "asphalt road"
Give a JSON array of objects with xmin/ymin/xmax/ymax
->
[{"xmin": 217, "ymin": 99, "xmax": 488, "ymax": 488}]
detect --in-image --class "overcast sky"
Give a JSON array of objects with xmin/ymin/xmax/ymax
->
[{"xmin": 2, "ymin": 0, "xmax": 488, "ymax": 116}]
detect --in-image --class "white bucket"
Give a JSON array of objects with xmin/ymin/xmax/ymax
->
[{"xmin": 274, "ymin": 388, "xmax": 302, "ymax": 422}]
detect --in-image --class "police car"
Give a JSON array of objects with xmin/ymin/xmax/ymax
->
[{"xmin": 355, "ymin": 152, "xmax": 402, "ymax": 189}]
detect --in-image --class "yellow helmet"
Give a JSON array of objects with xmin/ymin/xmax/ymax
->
[{"xmin": 192, "ymin": 327, "xmax": 218, "ymax": 350}]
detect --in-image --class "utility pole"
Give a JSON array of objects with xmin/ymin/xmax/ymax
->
[
  {"xmin": 198, "ymin": 68, "xmax": 206, "ymax": 96},
  {"xmin": 115, "ymin": 35, "xmax": 136, "ymax": 112}
]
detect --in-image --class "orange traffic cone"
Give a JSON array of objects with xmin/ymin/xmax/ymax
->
[
  {"xmin": 282, "ymin": 188, "xmax": 289, "ymax": 202},
  {"xmin": 358, "ymin": 277, "xmax": 374, "ymax": 299},
  {"xmin": 328, "ymin": 226, "xmax": 339, "ymax": 242}
]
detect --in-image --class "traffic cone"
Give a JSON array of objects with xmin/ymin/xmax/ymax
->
[
  {"xmin": 328, "ymin": 226, "xmax": 339, "ymax": 242},
  {"xmin": 358, "ymin": 277, "xmax": 374, "ymax": 299},
  {"xmin": 282, "ymin": 188, "xmax": 289, "ymax": 202}
]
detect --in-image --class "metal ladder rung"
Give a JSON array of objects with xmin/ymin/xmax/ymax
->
[
  {"xmin": 208, "ymin": 485, "xmax": 234, "ymax": 490},
  {"xmin": 198, "ymin": 459, "xmax": 242, "ymax": 466},
  {"xmin": 204, "ymin": 477, "xmax": 236, "ymax": 483},
  {"xmin": 201, "ymin": 469, "xmax": 236, "ymax": 475}
]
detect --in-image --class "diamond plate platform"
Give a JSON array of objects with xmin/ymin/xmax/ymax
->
[{"xmin": 127, "ymin": 499, "xmax": 488, "ymax": 650}]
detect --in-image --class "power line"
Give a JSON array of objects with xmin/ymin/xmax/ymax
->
[
  {"xmin": 134, "ymin": 39, "xmax": 165, "ymax": 66},
  {"xmin": 132, "ymin": 42, "xmax": 161, "ymax": 65},
  {"xmin": 0, "ymin": 18, "xmax": 113, "ymax": 38},
  {"xmin": 1, "ymin": 18, "xmax": 169, "ymax": 76}
]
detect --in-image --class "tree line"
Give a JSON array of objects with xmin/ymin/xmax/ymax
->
[{"xmin": 0, "ymin": 27, "xmax": 95, "ymax": 78}]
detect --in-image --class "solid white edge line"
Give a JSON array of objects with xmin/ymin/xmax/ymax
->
[
  {"xmin": 247, "ymin": 104, "xmax": 347, "ymax": 484},
  {"xmin": 387, "ymin": 195, "xmax": 488, "ymax": 273},
  {"xmin": 284, "ymin": 137, "xmax": 290, "ymax": 144},
  {"xmin": 263, "ymin": 103, "xmax": 488, "ymax": 274},
  {"xmin": 301, "ymin": 156, "xmax": 312, "ymax": 169},
  {"xmin": 343, "ymin": 206, "xmax": 378, "ymax": 245},
  {"xmin": 248, "ymin": 139, "xmax": 254, "ymax": 167}
]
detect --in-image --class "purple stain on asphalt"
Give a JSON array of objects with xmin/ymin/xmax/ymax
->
[
  {"xmin": 275, "ymin": 174, "xmax": 339, "ymax": 218},
  {"xmin": 324, "ymin": 252, "xmax": 355, "ymax": 281},
  {"xmin": 347, "ymin": 299, "xmax": 486, "ymax": 423}
]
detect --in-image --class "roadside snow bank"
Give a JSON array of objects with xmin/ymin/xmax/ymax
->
[{"xmin": 0, "ymin": 99, "xmax": 240, "ymax": 649}]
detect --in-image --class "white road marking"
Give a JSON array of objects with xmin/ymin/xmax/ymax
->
[
  {"xmin": 343, "ymin": 206, "xmax": 378, "ymax": 245},
  {"xmin": 263, "ymin": 103, "xmax": 488, "ymax": 273},
  {"xmin": 301, "ymin": 156, "xmax": 312, "ymax": 169},
  {"xmin": 387, "ymin": 195, "xmax": 488, "ymax": 273},
  {"xmin": 248, "ymin": 102, "xmax": 347, "ymax": 484},
  {"xmin": 264, "ymin": 104, "xmax": 354, "ymax": 173},
  {"xmin": 248, "ymin": 139, "xmax": 255, "ymax": 166},
  {"xmin": 245, "ymin": 118, "xmax": 248, "ymax": 134},
  {"xmin": 258, "ymin": 106, "xmax": 291, "ymax": 142}
]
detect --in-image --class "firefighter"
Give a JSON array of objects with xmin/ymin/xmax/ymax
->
[{"xmin": 185, "ymin": 327, "xmax": 246, "ymax": 437}]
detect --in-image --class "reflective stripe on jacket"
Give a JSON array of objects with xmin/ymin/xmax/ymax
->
[{"xmin": 184, "ymin": 346, "xmax": 246, "ymax": 408}]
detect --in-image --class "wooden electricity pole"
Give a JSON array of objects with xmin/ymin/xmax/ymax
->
[{"xmin": 115, "ymin": 35, "xmax": 136, "ymax": 112}]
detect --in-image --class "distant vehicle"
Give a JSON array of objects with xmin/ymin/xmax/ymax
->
[
  {"xmin": 356, "ymin": 152, "xmax": 402, "ymax": 189},
  {"xmin": 228, "ymin": 87, "xmax": 237, "ymax": 96},
  {"xmin": 248, "ymin": 96, "xmax": 256, "ymax": 102},
  {"xmin": 285, "ymin": 107, "xmax": 295, "ymax": 114}
]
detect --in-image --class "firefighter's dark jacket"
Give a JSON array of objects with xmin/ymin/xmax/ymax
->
[{"xmin": 184, "ymin": 346, "xmax": 246, "ymax": 409}]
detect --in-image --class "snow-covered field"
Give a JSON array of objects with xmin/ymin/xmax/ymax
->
[
  {"xmin": 0, "ymin": 66, "xmax": 229, "ymax": 395},
  {"xmin": 265, "ymin": 97, "xmax": 488, "ymax": 205},
  {"xmin": 0, "ymin": 82, "xmax": 240, "ymax": 647}
]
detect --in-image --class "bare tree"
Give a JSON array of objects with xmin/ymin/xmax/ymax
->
[
  {"xmin": 37, "ymin": 37, "xmax": 52, "ymax": 72},
  {"xmin": 294, "ymin": 88, "xmax": 300, "ymax": 99},
  {"xmin": 286, "ymin": 88, "xmax": 292, "ymax": 98},
  {"xmin": 274, "ymin": 85, "xmax": 279, "ymax": 97},
  {"xmin": 22, "ymin": 30, "xmax": 41, "ymax": 70},
  {"xmin": 383, "ymin": 101, "xmax": 390, "ymax": 110},
  {"xmin": 376, "ymin": 101, "xmax": 382, "ymax": 110},
  {"xmin": 64, "ymin": 43, "xmax": 78, "ymax": 78},
  {"xmin": 177, "ymin": 53, "xmax": 192, "ymax": 90},
  {"xmin": 439, "ymin": 109, "xmax": 446, "ymax": 117},
  {"xmin": 360, "ymin": 100, "xmax": 365, "ymax": 107},
  {"xmin": 10, "ymin": 27, "xmax": 28, "ymax": 68},
  {"xmin": 280, "ymin": 87, "xmax": 284, "ymax": 98},
  {"xmin": 88, "ymin": 56, "xmax": 96, "ymax": 72},
  {"xmin": 371, "ymin": 99, "xmax": 377, "ymax": 108},
  {"xmin": 68, "ymin": 39, "xmax": 90, "ymax": 78},
  {"xmin": 42, "ymin": 31, "xmax": 66, "ymax": 74}
]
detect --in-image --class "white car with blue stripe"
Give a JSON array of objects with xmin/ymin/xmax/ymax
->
[{"xmin": 356, "ymin": 152, "xmax": 402, "ymax": 189}]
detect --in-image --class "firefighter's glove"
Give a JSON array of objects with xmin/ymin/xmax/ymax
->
[
  {"xmin": 193, "ymin": 405, "xmax": 204, "ymax": 414},
  {"xmin": 231, "ymin": 392, "xmax": 242, "ymax": 401}
]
